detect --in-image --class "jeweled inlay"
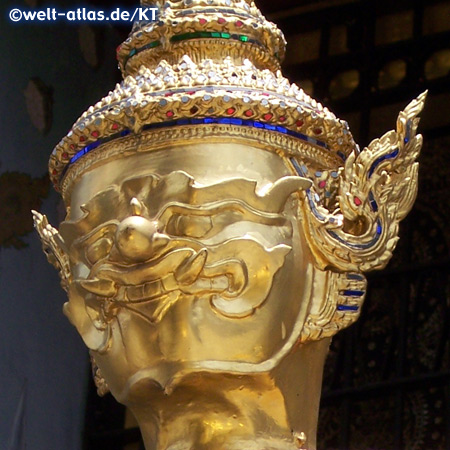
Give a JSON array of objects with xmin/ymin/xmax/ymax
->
[{"xmin": 65, "ymin": 117, "xmax": 331, "ymax": 180}]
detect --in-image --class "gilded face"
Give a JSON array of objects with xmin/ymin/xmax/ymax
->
[{"xmin": 60, "ymin": 142, "xmax": 316, "ymax": 400}]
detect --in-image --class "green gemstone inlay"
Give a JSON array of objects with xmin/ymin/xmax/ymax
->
[
  {"xmin": 125, "ymin": 33, "xmax": 265, "ymax": 68},
  {"xmin": 125, "ymin": 40, "xmax": 161, "ymax": 66},
  {"xmin": 170, "ymin": 32, "xmax": 254, "ymax": 44},
  {"xmin": 147, "ymin": 41, "xmax": 161, "ymax": 49}
]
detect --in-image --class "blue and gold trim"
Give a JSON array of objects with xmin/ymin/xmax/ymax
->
[{"xmin": 63, "ymin": 117, "xmax": 332, "ymax": 180}]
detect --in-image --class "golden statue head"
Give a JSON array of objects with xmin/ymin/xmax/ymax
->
[{"xmin": 34, "ymin": 1, "xmax": 425, "ymax": 448}]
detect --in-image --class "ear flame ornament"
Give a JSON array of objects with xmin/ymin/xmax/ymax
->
[
  {"xmin": 295, "ymin": 91, "xmax": 427, "ymax": 272},
  {"xmin": 32, "ymin": 210, "xmax": 71, "ymax": 291}
]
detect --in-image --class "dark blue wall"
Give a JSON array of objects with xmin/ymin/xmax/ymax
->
[{"xmin": 0, "ymin": 3, "xmax": 122, "ymax": 448}]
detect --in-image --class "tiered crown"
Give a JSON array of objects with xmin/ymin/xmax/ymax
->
[
  {"xmin": 49, "ymin": 0, "xmax": 358, "ymax": 196},
  {"xmin": 117, "ymin": 0, "xmax": 286, "ymax": 76}
]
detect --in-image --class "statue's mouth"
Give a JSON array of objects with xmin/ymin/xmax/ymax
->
[{"xmin": 78, "ymin": 245, "xmax": 248, "ymax": 323}]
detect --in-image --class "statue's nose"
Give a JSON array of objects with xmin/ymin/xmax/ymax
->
[{"xmin": 116, "ymin": 215, "xmax": 169, "ymax": 262}]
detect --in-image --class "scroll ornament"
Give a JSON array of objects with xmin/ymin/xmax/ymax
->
[{"xmin": 297, "ymin": 91, "xmax": 427, "ymax": 272}]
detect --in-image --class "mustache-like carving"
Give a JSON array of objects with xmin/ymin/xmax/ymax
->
[
  {"xmin": 79, "ymin": 245, "xmax": 245, "ymax": 304},
  {"xmin": 91, "ymin": 248, "xmax": 204, "ymax": 286},
  {"xmin": 80, "ymin": 278, "xmax": 117, "ymax": 297},
  {"xmin": 174, "ymin": 248, "xmax": 208, "ymax": 284}
]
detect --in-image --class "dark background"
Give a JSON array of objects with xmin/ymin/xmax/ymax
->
[{"xmin": 1, "ymin": 1, "xmax": 449, "ymax": 449}]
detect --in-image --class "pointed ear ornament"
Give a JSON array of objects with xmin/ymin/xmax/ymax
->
[
  {"xmin": 294, "ymin": 91, "xmax": 427, "ymax": 272},
  {"xmin": 32, "ymin": 210, "xmax": 71, "ymax": 291}
]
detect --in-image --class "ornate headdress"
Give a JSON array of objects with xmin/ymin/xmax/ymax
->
[{"xmin": 50, "ymin": 0, "xmax": 358, "ymax": 195}]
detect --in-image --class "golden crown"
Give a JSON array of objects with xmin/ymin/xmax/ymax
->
[{"xmin": 50, "ymin": 0, "xmax": 358, "ymax": 196}]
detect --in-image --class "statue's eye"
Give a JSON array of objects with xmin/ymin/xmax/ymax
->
[
  {"xmin": 161, "ymin": 201, "xmax": 288, "ymax": 241},
  {"xmin": 166, "ymin": 214, "xmax": 213, "ymax": 238},
  {"xmin": 86, "ymin": 237, "xmax": 113, "ymax": 265}
]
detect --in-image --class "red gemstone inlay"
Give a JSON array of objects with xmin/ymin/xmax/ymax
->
[
  {"xmin": 91, "ymin": 130, "xmax": 99, "ymax": 138},
  {"xmin": 166, "ymin": 111, "xmax": 174, "ymax": 118},
  {"xmin": 319, "ymin": 181, "xmax": 327, "ymax": 189},
  {"xmin": 62, "ymin": 152, "xmax": 68, "ymax": 159},
  {"xmin": 199, "ymin": 18, "xmax": 207, "ymax": 25},
  {"xmin": 296, "ymin": 120, "xmax": 304, "ymax": 127},
  {"xmin": 218, "ymin": 18, "xmax": 226, "ymax": 24},
  {"xmin": 52, "ymin": 169, "xmax": 57, "ymax": 175},
  {"xmin": 314, "ymin": 128, "xmax": 323, "ymax": 135},
  {"xmin": 165, "ymin": 92, "xmax": 174, "ymax": 97},
  {"xmin": 226, "ymin": 108, "xmax": 236, "ymax": 115},
  {"xmin": 354, "ymin": 196, "xmax": 362, "ymax": 206},
  {"xmin": 190, "ymin": 106, "xmax": 199, "ymax": 114},
  {"xmin": 236, "ymin": 20, "xmax": 243, "ymax": 27},
  {"xmin": 244, "ymin": 109, "xmax": 254, "ymax": 117},
  {"xmin": 279, "ymin": 116, "xmax": 286, "ymax": 122},
  {"xmin": 79, "ymin": 136, "xmax": 86, "ymax": 142},
  {"xmin": 263, "ymin": 113, "xmax": 273, "ymax": 121},
  {"xmin": 187, "ymin": 91, "xmax": 195, "ymax": 95},
  {"xmin": 111, "ymin": 123, "xmax": 119, "ymax": 130},
  {"xmin": 70, "ymin": 144, "xmax": 76, "ymax": 150}
]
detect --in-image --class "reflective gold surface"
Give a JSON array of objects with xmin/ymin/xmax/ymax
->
[{"xmin": 33, "ymin": 1, "xmax": 426, "ymax": 449}]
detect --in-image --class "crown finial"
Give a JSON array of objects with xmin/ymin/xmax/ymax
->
[{"xmin": 116, "ymin": 0, "xmax": 286, "ymax": 77}]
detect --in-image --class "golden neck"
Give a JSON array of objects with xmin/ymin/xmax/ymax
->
[{"xmin": 127, "ymin": 339, "xmax": 330, "ymax": 450}]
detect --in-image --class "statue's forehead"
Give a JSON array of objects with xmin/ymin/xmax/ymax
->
[
  {"xmin": 63, "ymin": 173, "xmax": 309, "ymax": 239},
  {"xmin": 68, "ymin": 142, "xmax": 293, "ymax": 219}
]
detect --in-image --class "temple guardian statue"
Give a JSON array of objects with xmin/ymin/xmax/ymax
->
[{"xmin": 34, "ymin": 1, "xmax": 426, "ymax": 448}]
